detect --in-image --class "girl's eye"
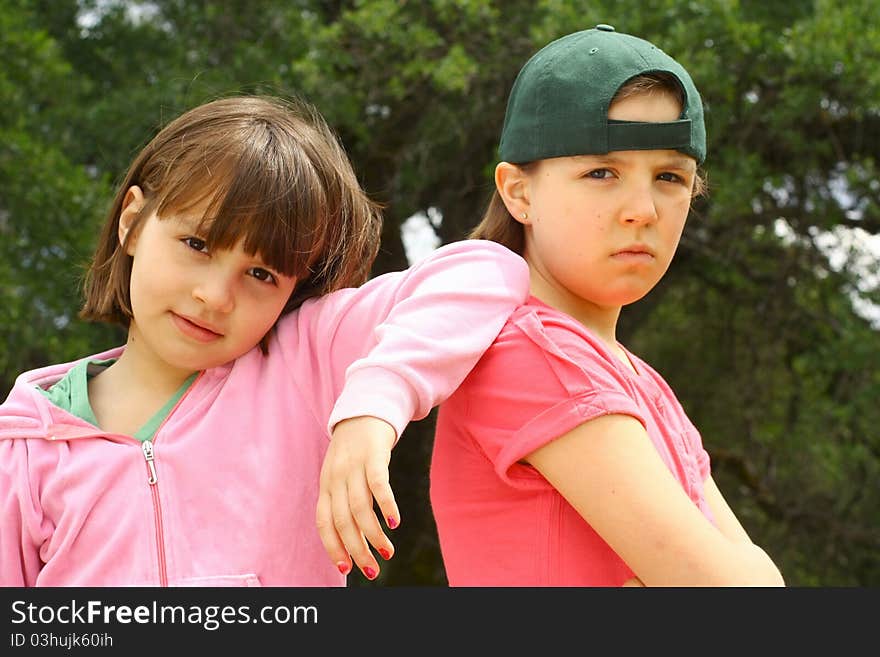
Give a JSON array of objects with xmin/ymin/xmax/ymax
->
[
  {"xmin": 249, "ymin": 268, "xmax": 277, "ymax": 285},
  {"xmin": 658, "ymin": 172, "xmax": 685, "ymax": 184},
  {"xmin": 182, "ymin": 237, "xmax": 208, "ymax": 252},
  {"xmin": 586, "ymin": 168, "xmax": 614, "ymax": 179}
]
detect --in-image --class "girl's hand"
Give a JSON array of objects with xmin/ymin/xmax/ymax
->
[{"xmin": 316, "ymin": 416, "xmax": 400, "ymax": 581}]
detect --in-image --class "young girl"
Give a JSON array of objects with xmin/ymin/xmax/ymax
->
[
  {"xmin": 0, "ymin": 95, "xmax": 529, "ymax": 586},
  {"xmin": 428, "ymin": 25, "xmax": 786, "ymax": 586}
]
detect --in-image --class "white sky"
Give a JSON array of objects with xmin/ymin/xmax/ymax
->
[
  {"xmin": 401, "ymin": 209, "xmax": 442, "ymax": 265},
  {"xmin": 774, "ymin": 219, "xmax": 880, "ymax": 327}
]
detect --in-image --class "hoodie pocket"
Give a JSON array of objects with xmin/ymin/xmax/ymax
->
[{"xmin": 173, "ymin": 574, "xmax": 262, "ymax": 587}]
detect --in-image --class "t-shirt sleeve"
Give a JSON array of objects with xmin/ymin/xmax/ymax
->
[
  {"xmin": 683, "ymin": 415, "xmax": 711, "ymax": 481},
  {"xmin": 647, "ymin": 367, "xmax": 712, "ymax": 482},
  {"xmin": 463, "ymin": 309, "xmax": 647, "ymax": 489}
]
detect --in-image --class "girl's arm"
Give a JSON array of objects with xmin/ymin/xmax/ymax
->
[
  {"xmin": 702, "ymin": 474, "xmax": 755, "ymax": 544},
  {"xmin": 290, "ymin": 240, "xmax": 529, "ymax": 579},
  {"xmin": 524, "ymin": 413, "xmax": 785, "ymax": 586}
]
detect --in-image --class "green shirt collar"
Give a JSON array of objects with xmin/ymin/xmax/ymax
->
[{"xmin": 38, "ymin": 359, "xmax": 196, "ymax": 442}]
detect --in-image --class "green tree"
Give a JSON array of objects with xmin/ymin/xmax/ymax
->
[
  {"xmin": 2, "ymin": 0, "xmax": 877, "ymax": 585},
  {"xmin": 0, "ymin": 0, "xmax": 123, "ymax": 397}
]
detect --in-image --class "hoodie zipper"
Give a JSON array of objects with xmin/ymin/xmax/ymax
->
[
  {"xmin": 138, "ymin": 371, "xmax": 204, "ymax": 588},
  {"xmin": 141, "ymin": 439, "xmax": 168, "ymax": 587},
  {"xmin": 142, "ymin": 440, "xmax": 158, "ymax": 484}
]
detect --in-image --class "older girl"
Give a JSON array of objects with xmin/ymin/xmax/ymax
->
[{"xmin": 429, "ymin": 26, "xmax": 785, "ymax": 586}]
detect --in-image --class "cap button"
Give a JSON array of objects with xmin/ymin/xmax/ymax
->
[{"xmin": 596, "ymin": 24, "xmax": 615, "ymax": 32}]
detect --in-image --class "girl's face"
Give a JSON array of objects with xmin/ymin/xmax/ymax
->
[
  {"xmin": 120, "ymin": 189, "xmax": 297, "ymax": 379},
  {"xmin": 517, "ymin": 91, "xmax": 696, "ymax": 321}
]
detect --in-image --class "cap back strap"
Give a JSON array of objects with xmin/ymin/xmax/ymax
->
[{"xmin": 606, "ymin": 119, "xmax": 692, "ymax": 152}]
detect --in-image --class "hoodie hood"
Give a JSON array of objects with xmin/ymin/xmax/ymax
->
[{"xmin": 0, "ymin": 347, "xmax": 124, "ymax": 442}]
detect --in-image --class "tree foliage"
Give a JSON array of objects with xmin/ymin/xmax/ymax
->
[{"xmin": 1, "ymin": 0, "xmax": 877, "ymax": 585}]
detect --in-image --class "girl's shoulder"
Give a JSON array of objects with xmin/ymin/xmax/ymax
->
[
  {"xmin": 473, "ymin": 298, "xmax": 631, "ymax": 398},
  {"xmin": 503, "ymin": 297, "xmax": 611, "ymax": 363}
]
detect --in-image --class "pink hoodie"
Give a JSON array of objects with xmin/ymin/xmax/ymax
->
[{"xmin": 0, "ymin": 240, "xmax": 528, "ymax": 587}]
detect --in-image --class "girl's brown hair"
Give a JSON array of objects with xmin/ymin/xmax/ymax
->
[
  {"xmin": 81, "ymin": 95, "xmax": 381, "ymax": 336},
  {"xmin": 470, "ymin": 73, "xmax": 707, "ymax": 254}
]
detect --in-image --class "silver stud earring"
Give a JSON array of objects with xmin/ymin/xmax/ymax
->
[{"xmin": 520, "ymin": 212, "xmax": 528, "ymax": 220}]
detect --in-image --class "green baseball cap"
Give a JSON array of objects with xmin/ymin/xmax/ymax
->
[{"xmin": 498, "ymin": 24, "xmax": 706, "ymax": 164}]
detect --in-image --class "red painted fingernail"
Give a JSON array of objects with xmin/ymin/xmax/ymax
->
[
  {"xmin": 363, "ymin": 566, "xmax": 378, "ymax": 580},
  {"xmin": 387, "ymin": 516, "xmax": 398, "ymax": 529},
  {"xmin": 337, "ymin": 562, "xmax": 351, "ymax": 575},
  {"xmin": 379, "ymin": 548, "xmax": 392, "ymax": 560}
]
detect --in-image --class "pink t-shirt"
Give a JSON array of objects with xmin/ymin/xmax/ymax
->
[{"xmin": 431, "ymin": 296, "xmax": 715, "ymax": 586}]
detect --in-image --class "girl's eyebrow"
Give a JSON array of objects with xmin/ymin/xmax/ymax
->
[
  {"xmin": 572, "ymin": 154, "xmax": 624, "ymax": 166},
  {"xmin": 166, "ymin": 211, "xmax": 211, "ymax": 233},
  {"xmin": 573, "ymin": 153, "xmax": 696, "ymax": 170},
  {"xmin": 660, "ymin": 156, "xmax": 698, "ymax": 171}
]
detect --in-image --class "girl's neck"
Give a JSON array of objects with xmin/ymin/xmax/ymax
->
[
  {"xmin": 102, "ymin": 327, "xmax": 198, "ymax": 399},
  {"xmin": 527, "ymin": 266, "xmax": 621, "ymax": 348},
  {"xmin": 86, "ymin": 333, "xmax": 198, "ymax": 437},
  {"xmin": 529, "ymin": 266, "xmax": 638, "ymax": 374}
]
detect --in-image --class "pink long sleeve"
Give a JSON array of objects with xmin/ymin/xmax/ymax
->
[{"xmin": 276, "ymin": 239, "xmax": 530, "ymax": 439}]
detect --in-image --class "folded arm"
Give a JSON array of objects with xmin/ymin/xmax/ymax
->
[{"xmin": 524, "ymin": 413, "xmax": 785, "ymax": 586}]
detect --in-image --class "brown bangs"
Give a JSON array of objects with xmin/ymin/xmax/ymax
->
[
  {"xmin": 80, "ymin": 95, "xmax": 382, "ymax": 330},
  {"xmin": 148, "ymin": 129, "xmax": 331, "ymax": 283},
  {"xmin": 139, "ymin": 98, "xmax": 380, "ymax": 304}
]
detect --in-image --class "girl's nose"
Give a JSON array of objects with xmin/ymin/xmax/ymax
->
[
  {"xmin": 620, "ymin": 184, "xmax": 659, "ymax": 226},
  {"xmin": 192, "ymin": 272, "xmax": 235, "ymax": 313}
]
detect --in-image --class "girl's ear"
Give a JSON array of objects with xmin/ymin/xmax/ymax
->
[
  {"xmin": 495, "ymin": 162, "xmax": 532, "ymax": 225},
  {"xmin": 118, "ymin": 186, "xmax": 145, "ymax": 255}
]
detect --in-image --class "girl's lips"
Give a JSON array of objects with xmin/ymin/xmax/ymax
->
[
  {"xmin": 171, "ymin": 313, "xmax": 223, "ymax": 342},
  {"xmin": 611, "ymin": 243, "xmax": 656, "ymax": 263},
  {"xmin": 611, "ymin": 250, "xmax": 655, "ymax": 263}
]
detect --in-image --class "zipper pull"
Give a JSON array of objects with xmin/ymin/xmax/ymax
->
[{"xmin": 142, "ymin": 440, "xmax": 158, "ymax": 485}]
